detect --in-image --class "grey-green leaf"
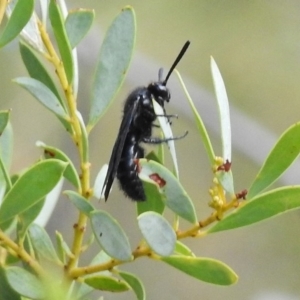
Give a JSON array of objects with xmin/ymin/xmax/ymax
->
[
  {"xmin": 90, "ymin": 210, "xmax": 132, "ymax": 261},
  {"xmin": 65, "ymin": 9, "xmax": 95, "ymax": 49},
  {"xmin": 19, "ymin": 42, "xmax": 64, "ymax": 107},
  {"xmin": 88, "ymin": 6, "xmax": 136, "ymax": 131},
  {"xmin": 139, "ymin": 159, "xmax": 197, "ymax": 224},
  {"xmin": 209, "ymin": 186, "xmax": 300, "ymax": 233},
  {"xmin": 248, "ymin": 123, "xmax": 300, "ymax": 199},
  {"xmin": 29, "ymin": 223, "xmax": 61, "ymax": 263},
  {"xmin": 138, "ymin": 212, "xmax": 176, "ymax": 257},
  {"xmin": 64, "ymin": 190, "xmax": 94, "ymax": 215},
  {"xmin": 0, "ymin": 159, "xmax": 67, "ymax": 225},
  {"xmin": 49, "ymin": 0, "xmax": 73, "ymax": 83},
  {"xmin": 5, "ymin": 266, "xmax": 44, "ymax": 299},
  {"xmin": 0, "ymin": 0, "xmax": 34, "ymax": 47},
  {"xmin": 14, "ymin": 77, "xmax": 69, "ymax": 120},
  {"xmin": 161, "ymin": 255, "xmax": 238, "ymax": 286},
  {"xmin": 0, "ymin": 266, "xmax": 21, "ymax": 300},
  {"xmin": 118, "ymin": 271, "xmax": 145, "ymax": 300}
]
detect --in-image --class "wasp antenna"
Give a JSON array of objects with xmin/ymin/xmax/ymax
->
[
  {"xmin": 163, "ymin": 40, "xmax": 190, "ymax": 85},
  {"xmin": 158, "ymin": 68, "xmax": 164, "ymax": 82}
]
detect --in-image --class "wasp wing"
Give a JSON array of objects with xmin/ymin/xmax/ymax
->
[{"xmin": 102, "ymin": 98, "xmax": 140, "ymax": 200}]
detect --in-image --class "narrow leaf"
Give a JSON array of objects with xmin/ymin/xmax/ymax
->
[
  {"xmin": 88, "ymin": 6, "xmax": 136, "ymax": 130},
  {"xmin": 153, "ymin": 99, "xmax": 181, "ymax": 177},
  {"xmin": 5, "ymin": 266, "xmax": 44, "ymax": 299},
  {"xmin": 161, "ymin": 255, "xmax": 238, "ymax": 286},
  {"xmin": 19, "ymin": 42, "xmax": 64, "ymax": 107},
  {"xmin": 118, "ymin": 271, "xmax": 145, "ymax": 300},
  {"xmin": 84, "ymin": 275, "xmax": 130, "ymax": 292},
  {"xmin": 90, "ymin": 210, "xmax": 132, "ymax": 261},
  {"xmin": 0, "ymin": 110, "xmax": 10, "ymax": 134},
  {"xmin": 138, "ymin": 212, "xmax": 176, "ymax": 257},
  {"xmin": 14, "ymin": 77, "xmax": 69, "ymax": 120},
  {"xmin": 29, "ymin": 223, "xmax": 61, "ymax": 263},
  {"xmin": 49, "ymin": 0, "xmax": 73, "ymax": 83},
  {"xmin": 93, "ymin": 164, "xmax": 108, "ymax": 199},
  {"xmin": 211, "ymin": 57, "xmax": 231, "ymax": 162},
  {"xmin": 175, "ymin": 70, "xmax": 215, "ymax": 164},
  {"xmin": 138, "ymin": 159, "xmax": 197, "ymax": 224},
  {"xmin": 248, "ymin": 123, "xmax": 300, "ymax": 199},
  {"xmin": 209, "ymin": 186, "xmax": 300, "ymax": 233},
  {"xmin": 0, "ymin": 0, "xmax": 34, "ymax": 47},
  {"xmin": 0, "ymin": 159, "xmax": 67, "ymax": 224},
  {"xmin": 65, "ymin": 9, "xmax": 94, "ymax": 48}
]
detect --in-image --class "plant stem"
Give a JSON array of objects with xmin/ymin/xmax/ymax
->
[
  {"xmin": 0, "ymin": 230, "xmax": 45, "ymax": 276},
  {"xmin": 38, "ymin": 20, "xmax": 91, "ymax": 272}
]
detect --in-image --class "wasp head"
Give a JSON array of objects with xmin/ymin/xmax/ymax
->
[{"xmin": 148, "ymin": 81, "xmax": 171, "ymax": 107}]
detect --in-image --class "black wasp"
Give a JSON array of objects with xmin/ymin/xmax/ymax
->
[{"xmin": 102, "ymin": 41, "xmax": 190, "ymax": 201}]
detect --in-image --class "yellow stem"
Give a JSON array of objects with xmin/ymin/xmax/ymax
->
[
  {"xmin": 0, "ymin": 230, "xmax": 45, "ymax": 276},
  {"xmin": 38, "ymin": 21, "xmax": 91, "ymax": 271}
]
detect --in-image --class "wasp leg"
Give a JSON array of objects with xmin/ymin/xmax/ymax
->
[{"xmin": 143, "ymin": 131, "xmax": 188, "ymax": 144}]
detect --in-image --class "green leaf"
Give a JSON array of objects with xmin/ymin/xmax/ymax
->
[
  {"xmin": 14, "ymin": 77, "xmax": 69, "ymax": 120},
  {"xmin": 248, "ymin": 123, "xmax": 300, "ymax": 199},
  {"xmin": 19, "ymin": 42, "xmax": 64, "ymax": 107},
  {"xmin": 0, "ymin": 159, "xmax": 67, "ymax": 225},
  {"xmin": 0, "ymin": 266, "xmax": 21, "ymax": 300},
  {"xmin": 90, "ymin": 210, "xmax": 132, "ymax": 261},
  {"xmin": 37, "ymin": 142, "xmax": 80, "ymax": 188},
  {"xmin": 88, "ymin": 6, "xmax": 136, "ymax": 131},
  {"xmin": 17, "ymin": 198, "xmax": 45, "ymax": 239},
  {"xmin": 77, "ymin": 251, "xmax": 112, "ymax": 299},
  {"xmin": 65, "ymin": 9, "xmax": 95, "ymax": 48},
  {"xmin": 84, "ymin": 275, "xmax": 130, "ymax": 292},
  {"xmin": 0, "ymin": 121, "xmax": 13, "ymax": 171},
  {"xmin": 49, "ymin": 0, "xmax": 73, "ymax": 83},
  {"xmin": 29, "ymin": 223, "xmax": 61, "ymax": 263},
  {"xmin": 0, "ymin": 110, "xmax": 10, "ymax": 134},
  {"xmin": 136, "ymin": 180, "xmax": 165, "ymax": 216},
  {"xmin": 138, "ymin": 212, "xmax": 176, "ymax": 256},
  {"xmin": 5, "ymin": 266, "xmax": 44, "ymax": 299},
  {"xmin": 64, "ymin": 190, "xmax": 94, "ymax": 215},
  {"xmin": 0, "ymin": 116, "xmax": 13, "ymax": 194},
  {"xmin": 76, "ymin": 111, "xmax": 89, "ymax": 162},
  {"xmin": 118, "ymin": 271, "xmax": 145, "ymax": 300},
  {"xmin": 174, "ymin": 241, "xmax": 195, "ymax": 257},
  {"xmin": 209, "ymin": 186, "xmax": 300, "ymax": 233},
  {"xmin": 175, "ymin": 70, "xmax": 215, "ymax": 164},
  {"xmin": 161, "ymin": 255, "xmax": 238, "ymax": 286},
  {"xmin": 139, "ymin": 159, "xmax": 197, "ymax": 224},
  {"xmin": 0, "ymin": 0, "xmax": 34, "ymax": 47},
  {"xmin": 211, "ymin": 57, "xmax": 231, "ymax": 163}
]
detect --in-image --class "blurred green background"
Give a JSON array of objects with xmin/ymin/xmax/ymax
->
[{"xmin": 1, "ymin": 0, "xmax": 300, "ymax": 299}]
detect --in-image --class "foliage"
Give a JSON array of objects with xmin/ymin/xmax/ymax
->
[{"xmin": 0, "ymin": 1, "xmax": 299, "ymax": 299}]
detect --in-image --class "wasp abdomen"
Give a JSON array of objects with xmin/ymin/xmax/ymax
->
[{"xmin": 117, "ymin": 134, "xmax": 146, "ymax": 201}]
